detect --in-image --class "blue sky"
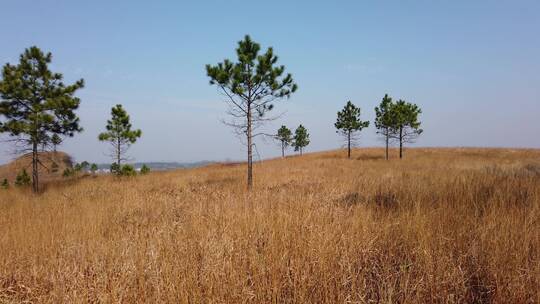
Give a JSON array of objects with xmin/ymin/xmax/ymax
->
[{"xmin": 1, "ymin": 0, "xmax": 539, "ymax": 164}]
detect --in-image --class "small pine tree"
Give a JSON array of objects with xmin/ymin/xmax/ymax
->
[
  {"xmin": 1, "ymin": 178, "xmax": 9, "ymax": 189},
  {"xmin": 276, "ymin": 125, "xmax": 293, "ymax": 158},
  {"xmin": 90, "ymin": 163, "xmax": 98, "ymax": 175},
  {"xmin": 293, "ymin": 125, "xmax": 310, "ymax": 155},
  {"xmin": 63, "ymin": 168, "xmax": 75, "ymax": 178},
  {"xmin": 98, "ymin": 104, "xmax": 142, "ymax": 169},
  {"xmin": 51, "ymin": 134, "xmax": 62, "ymax": 152},
  {"xmin": 140, "ymin": 164, "xmax": 150, "ymax": 175},
  {"xmin": 80, "ymin": 161, "xmax": 90, "ymax": 172},
  {"xmin": 335, "ymin": 101, "xmax": 370, "ymax": 158},
  {"xmin": 15, "ymin": 169, "xmax": 31, "ymax": 186},
  {"xmin": 120, "ymin": 164, "xmax": 136, "ymax": 176}
]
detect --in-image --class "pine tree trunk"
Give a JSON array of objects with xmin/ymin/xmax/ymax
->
[
  {"xmin": 347, "ymin": 131, "xmax": 351, "ymax": 159},
  {"xmin": 385, "ymin": 131, "xmax": 389, "ymax": 160},
  {"xmin": 281, "ymin": 141, "xmax": 285, "ymax": 158},
  {"xmin": 399, "ymin": 127, "xmax": 403, "ymax": 159},
  {"xmin": 247, "ymin": 103, "xmax": 253, "ymax": 190},
  {"xmin": 32, "ymin": 141, "xmax": 39, "ymax": 193},
  {"xmin": 117, "ymin": 137, "xmax": 121, "ymax": 168}
]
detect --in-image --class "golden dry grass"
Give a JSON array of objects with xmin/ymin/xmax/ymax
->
[{"xmin": 0, "ymin": 148, "xmax": 539, "ymax": 303}]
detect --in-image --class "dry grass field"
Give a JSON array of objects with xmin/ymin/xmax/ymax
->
[{"xmin": 0, "ymin": 148, "xmax": 539, "ymax": 303}]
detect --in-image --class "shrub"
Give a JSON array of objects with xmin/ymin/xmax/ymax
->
[
  {"xmin": 140, "ymin": 164, "xmax": 150, "ymax": 175},
  {"xmin": 1, "ymin": 178, "xmax": 9, "ymax": 189},
  {"xmin": 63, "ymin": 168, "xmax": 75, "ymax": 178},
  {"xmin": 15, "ymin": 169, "xmax": 31, "ymax": 186},
  {"xmin": 120, "ymin": 164, "xmax": 137, "ymax": 177}
]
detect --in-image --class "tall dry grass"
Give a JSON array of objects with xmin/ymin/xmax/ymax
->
[{"xmin": 0, "ymin": 148, "xmax": 539, "ymax": 303}]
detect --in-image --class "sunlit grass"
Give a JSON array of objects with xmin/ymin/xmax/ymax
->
[{"xmin": 0, "ymin": 148, "xmax": 539, "ymax": 303}]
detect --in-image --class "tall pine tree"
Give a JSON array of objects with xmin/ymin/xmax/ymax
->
[
  {"xmin": 374, "ymin": 94, "xmax": 395, "ymax": 160},
  {"xmin": 0, "ymin": 46, "xmax": 84, "ymax": 192},
  {"xmin": 98, "ymin": 104, "xmax": 141, "ymax": 172},
  {"xmin": 206, "ymin": 35, "xmax": 298, "ymax": 190},
  {"xmin": 335, "ymin": 101, "xmax": 369, "ymax": 158},
  {"xmin": 293, "ymin": 124, "xmax": 310, "ymax": 155},
  {"xmin": 390, "ymin": 100, "xmax": 423, "ymax": 159}
]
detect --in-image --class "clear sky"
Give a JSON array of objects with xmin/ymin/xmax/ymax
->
[{"xmin": 1, "ymin": 0, "xmax": 539, "ymax": 164}]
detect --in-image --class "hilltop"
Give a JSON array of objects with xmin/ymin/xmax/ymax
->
[
  {"xmin": 0, "ymin": 148, "xmax": 539, "ymax": 302},
  {"xmin": 0, "ymin": 151, "xmax": 73, "ymax": 183}
]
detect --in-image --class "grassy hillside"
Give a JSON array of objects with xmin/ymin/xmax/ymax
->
[
  {"xmin": 0, "ymin": 148, "xmax": 539, "ymax": 303},
  {"xmin": 0, "ymin": 152, "xmax": 73, "ymax": 184}
]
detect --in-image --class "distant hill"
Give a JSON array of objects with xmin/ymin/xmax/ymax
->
[{"xmin": 0, "ymin": 152, "xmax": 73, "ymax": 183}]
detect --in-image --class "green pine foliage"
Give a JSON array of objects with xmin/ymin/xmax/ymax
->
[
  {"xmin": 98, "ymin": 104, "xmax": 141, "ymax": 168},
  {"xmin": 0, "ymin": 46, "xmax": 84, "ymax": 192},
  {"xmin": 120, "ymin": 164, "xmax": 136, "ymax": 176},
  {"xmin": 140, "ymin": 164, "xmax": 150, "ymax": 175},
  {"xmin": 206, "ymin": 35, "xmax": 298, "ymax": 189},
  {"xmin": 335, "ymin": 101, "xmax": 369, "ymax": 158},
  {"xmin": 276, "ymin": 125, "xmax": 293, "ymax": 158},
  {"xmin": 62, "ymin": 168, "xmax": 75, "ymax": 178},
  {"xmin": 51, "ymin": 134, "xmax": 62, "ymax": 152},
  {"xmin": 15, "ymin": 169, "xmax": 31, "ymax": 187},
  {"xmin": 90, "ymin": 163, "xmax": 98, "ymax": 174},
  {"xmin": 293, "ymin": 125, "xmax": 310, "ymax": 155}
]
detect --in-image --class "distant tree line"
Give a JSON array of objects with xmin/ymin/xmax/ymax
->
[{"xmin": 1, "ymin": 36, "xmax": 423, "ymax": 192}]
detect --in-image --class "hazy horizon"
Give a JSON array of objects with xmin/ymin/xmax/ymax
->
[{"xmin": 1, "ymin": 0, "xmax": 539, "ymax": 165}]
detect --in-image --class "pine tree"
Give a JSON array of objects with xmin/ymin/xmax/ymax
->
[
  {"xmin": 140, "ymin": 164, "xmax": 150, "ymax": 175},
  {"xmin": 0, "ymin": 46, "xmax": 84, "ymax": 192},
  {"xmin": 335, "ymin": 101, "xmax": 370, "ymax": 158},
  {"xmin": 1, "ymin": 178, "xmax": 9, "ymax": 189},
  {"xmin": 374, "ymin": 94, "xmax": 395, "ymax": 160},
  {"xmin": 90, "ymin": 163, "xmax": 98, "ymax": 175},
  {"xmin": 276, "ymin": 125, "xmax": 293, "ymax": 158},
  {"xmin": 15, "ymin": 169, "xmax": 31, "ymax": 187},
  {"xmin": 51, "ymin": 134, "xmax": 62, "ymax": 152},
  {"xmin": 80, "ymin": 161, "xmax": 90, "ymax": 172},
  {"xmin": 206, "ymin": 35, "xmax": 298, "ymax": 190},
  {"xmin": 390, "ymin": 100, "xmax": 423, "ymax": 159},
  {"xmin": 293, "ymin": 125, "xmax": 310, "ymax": 155},
  {"xmin": 120, "ymin": 164, "xmax": 136, "ymax": 176},
  {"xmin": 98, "ymin": 104, "xmax": 141, "ymax": 170}
]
